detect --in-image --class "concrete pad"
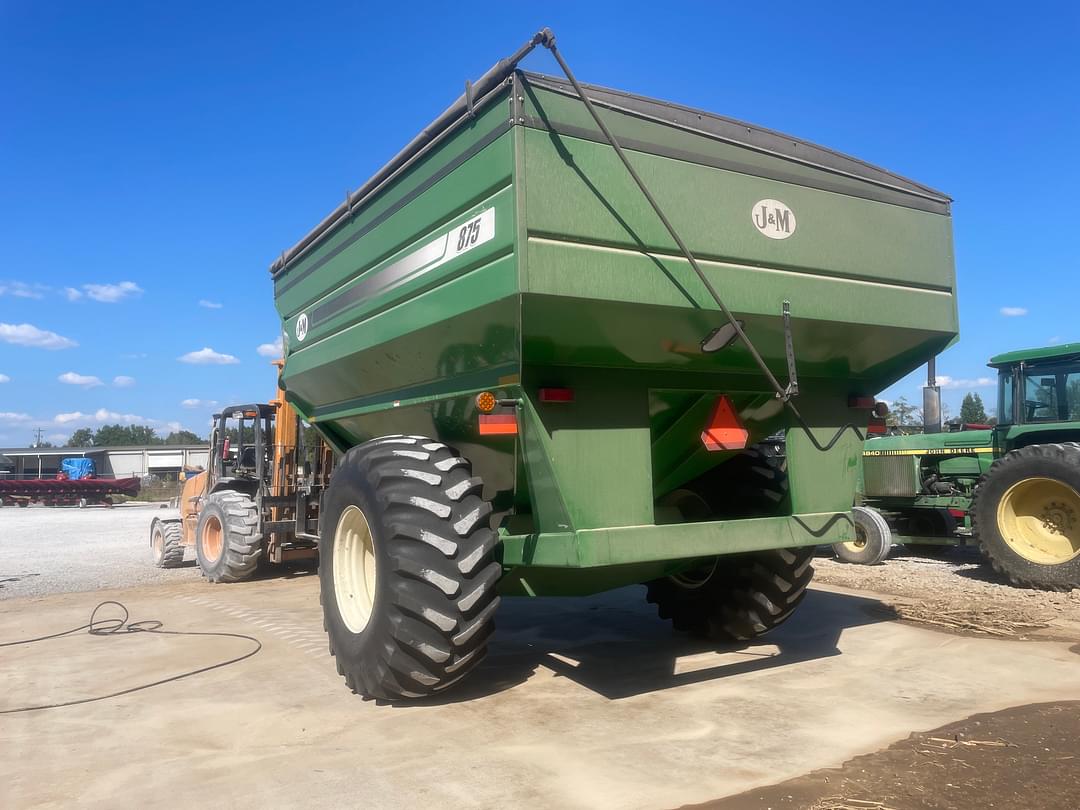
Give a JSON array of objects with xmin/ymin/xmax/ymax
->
[{"xmin": 2, "ymin": 575, "xmax": 1079, "ymax": 809}]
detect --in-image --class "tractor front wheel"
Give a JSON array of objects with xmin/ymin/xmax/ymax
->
[
  {"xmin": 832, "ymin": 505, "xmax": 893, "ymax": 564},
  {"xmin": 973, "ymin": 443, "xmax": 1080, "ymax": 590},
  {"xmin": 319, "ymin": 436, "xmax": 502, "ymax": 701}
]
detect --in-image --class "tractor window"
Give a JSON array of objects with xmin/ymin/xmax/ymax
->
[
  {"xmin": 1023, "ymin": 374, "xmax": 1059, "ymax": 422},
  {"xmin": 1067, "ymin": 372, "xmax": 1080, "ymax": 421},
  {"xmin": 998, "ymin": 371, "xmax": 1014, "ymax": 425}
]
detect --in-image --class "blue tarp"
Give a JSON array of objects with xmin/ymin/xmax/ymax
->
[{"xmin": 61, "ymin": 458, "xmax": 96, "ymax": 480}]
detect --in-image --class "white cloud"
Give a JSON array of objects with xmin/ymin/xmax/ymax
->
[
  {"xmin": 166, "ymin": 421, "xmax": 183, "ymax": 433},
  {"xmin": 0, "ymin": 280, "xmax": 48, "ymax": 299},
  {"xmin": 113, "ymin": 375, "xmax": 136, "ymax": 388},
  {"xmin": 937, "ymin": 374, "xmax": 995, "ymax": 390},
  {"xmin": 256, "ymin": 335, "xmax": 284, "ymax": 358},
  {"xmin": 0, "ymin": 412, "xmax": 32, "ymax": 424},
  {"xmin": 0, "ymin": 374, "xmax": 9, "ymax": 383},
  {"xmin": 121, "ymin": 352, "xmax": 147, "ymax": 359},
  {"xmin": 179, "ymin": 347, "xmax": 239, "ymax": 365},
  {"xmin": 0, "ymin": 322, "xmax": 78, "ymax": 350},
  {"xmin": 63, "ymin": 287, "xmax": 83, "ymax": 301},
  {"xmin": 199, "ymin": 299, "xmax": 223, "ymax": 309},
  {"xmin": 80, "ymin": 281, "xmax": 143, "ymax": 303},
  {"xmin": 1000, "ymin": 306, "xmax": 1028, "ymax": 317},
  {"xmin": 58, "ymin": 371, "xmax": 104, "ymax": 388},
  {"xmin": 181, "ymin": 398, "xmax": 218, "ymax": 409},
  {"xmin": 54, "ymin": 408, "xmax": 149, "ymax": 425},
  {"xmin": 1048, "ymin": 336, "xmax": 1063, "ymax": 345}
]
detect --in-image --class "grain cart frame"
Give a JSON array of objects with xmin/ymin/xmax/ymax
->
[
  {"xmin": 269, "ymin": 30, "xmax": 959, "ymax": 699},
  {"xmin": 849, "ymin": 344, "xmax": 1080, "ymax": 590},
  {"xmin": 150, "ymin": 386, "xmax": 326, "ymax": 580}
]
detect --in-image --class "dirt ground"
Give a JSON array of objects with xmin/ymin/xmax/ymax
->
[
  {"xmin": 690, "ymin": 701, "xmax": 1080, "ymax": 810},
  {"xmin": 4, "ymin": 572, "xmax": 1080, "ymax": 809},
  {"xmin": 685, "ymin": 549, "xmax": 1080, "ymax": 810},
  {"xmin": 813, "ymin": 547, "xmax": 1080, "ymax": 641},
  {"xmin": 4, "ymin": 510, "xmax": 1080, "ymax": 808}
]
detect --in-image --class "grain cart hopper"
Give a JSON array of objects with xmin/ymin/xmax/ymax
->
[
  {"xmin": 149, "ymin": 372, "xmax": 328, "ymax": 579},
  {"xmin": 270, "ymin": 30, "xmax": 959, "ymax": 700},
  {"xmin": 844, "ymin": 344, "xmax": 1080, "ymax": 590}
]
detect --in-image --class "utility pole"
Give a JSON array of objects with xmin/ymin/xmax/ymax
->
[{"xmin": 32, "ymin": 427, "xmax": 45, "ymax": 448}]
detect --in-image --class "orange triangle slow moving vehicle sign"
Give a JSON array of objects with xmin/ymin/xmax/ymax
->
[{"xmin": 701, "ymin": 395, "xmax": 749, "ymax": 451}]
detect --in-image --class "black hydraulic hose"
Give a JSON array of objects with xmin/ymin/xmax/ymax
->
[
  {"xmin": 539, "ymin": 32, "xmax": 864, "ymax": 452},
  {"xmin": 0, "ymin": 600, "xmax": 262, "ymax": 714}
]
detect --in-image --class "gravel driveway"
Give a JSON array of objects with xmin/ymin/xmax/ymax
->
[{"xmin": 0, "ymin": 502, "xmax": 200, "ymax": 599}]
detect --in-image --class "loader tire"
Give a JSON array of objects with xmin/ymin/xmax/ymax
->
[
  {"xmin": 646, "ymin": 547, "xmax": 815, "ymax": 641},
  {"xmin": 150, "ymin": 519, "xmax": 185, "ymax": 568},
  {"xmin": 973, "ymin": 443, "xmax": 1080, "ymax": 591},
  {"xmin": 195, "ymin": 491, "xmax": 263, "ymax": 583},
  {"xmin": 320, "ymin": 435, "xmax": 502, "ymax": 701},
  {"xmin": 832, "ymin": 506, "xmax": 893, "ymax": 565}
]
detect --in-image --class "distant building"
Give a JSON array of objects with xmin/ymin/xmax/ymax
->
[{"xmin": 0, "ymin": 445, "xmax": 209, "ymax": 480}]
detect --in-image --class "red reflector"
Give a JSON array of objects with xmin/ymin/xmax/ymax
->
[
  {"xmin": 848, "ymin": 395, "xmax": 876, "ymax": 409},
  {"xmin": 701, "ymin": 395, "xmax": 749, "ymax": 452},
  {"xmin": 948, "ymin": 508, "xmax": 967, "ymax": 518},
  {"xmin": 539, "ymin": 387, "xmax": 574, "ymax": 403},
  {"xmin": 479, "ymin": 414, "xmax": 517, "ymax": 436}
]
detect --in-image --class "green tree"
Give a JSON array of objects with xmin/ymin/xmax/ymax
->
[
  {"xmin": 164, "ymin": 429, "xmax": 204, "ymax": 445},
  {"xmin": 959, "ymin": 392, "xmax": 989, "ymax": 424},
  {"xmin": 92, "ymin": 424, "xmax": 161, "ymax": 447},
  {"xmin": 887, "ymin": 395, "xmax": 922, "ymax": 433},
  {"xmin": 67, "ymin": 428, "xmax": 95, "ymax": 447}
]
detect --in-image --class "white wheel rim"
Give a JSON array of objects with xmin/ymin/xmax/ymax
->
[{"xmin": 333, "ymin": 505, "xmax": 378, "ymax": 633}]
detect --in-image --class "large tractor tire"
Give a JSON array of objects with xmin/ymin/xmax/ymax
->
[
  {"xmin": 319, "ymin": 436, "xmax": 502, "ymax": 701},
  {"xmin": 646, "ymin": 547, "xmax": 815, "ymax": 640},
  {"xmin": 647, "ymin": 446, "xmax": 813, "ymax": 641},
  {"xmin": 972, "ymin": 443, "xmax": 1080, "ymax": 591},
  {"xmin": 150, "ymin": 518, "xmax": 185, "ymax": 568},
  {"xmin": 195, "ymin": 491, "xmax": 263, "ymax": 583},
  {"xmin": 832, "ymin": 505, "xmax": 893, "ymax": 564}
]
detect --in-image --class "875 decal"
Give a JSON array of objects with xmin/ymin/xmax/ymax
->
[{"xmin": 449, "ymin": 208, "xmax": 495, "ymax": 258}]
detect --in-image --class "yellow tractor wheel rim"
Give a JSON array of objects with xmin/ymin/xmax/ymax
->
[
  {"xmin": 841, "ymin": 523, "xmax": 868, "ymax": 554},
  {"xmin": 996, "ymin": 477, "xmax": 1080, "ymax": 565}
]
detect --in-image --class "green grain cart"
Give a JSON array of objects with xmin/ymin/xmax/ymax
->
[{"xmin": 268, "ymin": 31, "xmax": 958, "ymax": 699}]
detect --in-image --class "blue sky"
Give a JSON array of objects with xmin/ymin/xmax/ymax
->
[{"xmin": 1, "ymin": 2, "xmax": 1077, "ymax": 445}]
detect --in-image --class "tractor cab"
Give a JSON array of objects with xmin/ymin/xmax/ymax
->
[
  {"xmin": 209, "ymin": 403, "xmax": 276, "ymax": 490},
  {"xmin": 990, "ymin": 344, "xmax": 1080, "ymax": 427}
]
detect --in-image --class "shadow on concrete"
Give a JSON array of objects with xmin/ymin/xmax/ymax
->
[{"xmin": 416, "ymin": 586, "xmax": 898, "ymax": 705}]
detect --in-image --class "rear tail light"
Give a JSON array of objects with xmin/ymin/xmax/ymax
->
[
  {"xmin": 538, "ymin": 387, "xmax": 574, "ymax": 403},
  {"xmin": 479, "ymin": 414, "xmax": 517, "ymax": 436}
]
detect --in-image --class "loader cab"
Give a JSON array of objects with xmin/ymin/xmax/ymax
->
[
  {"xmin": 209, "ymin": 404, "xmax": 276, "ymax": 489},
  {"xmin": 991, "ymin": 344, "xmax": 1080, "ymax": 427}
]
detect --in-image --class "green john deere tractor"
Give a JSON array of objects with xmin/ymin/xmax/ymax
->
[{"xmin": 840, "ymin": 344, "xmax": 1080, "ymax": 591}]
